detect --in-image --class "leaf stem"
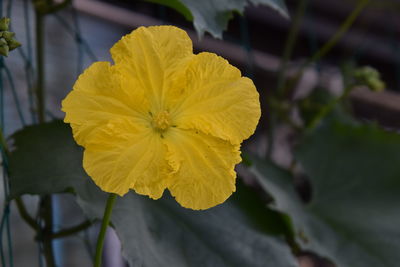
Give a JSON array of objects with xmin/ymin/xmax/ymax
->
[
  {"xmin": 40, "ymin": 195, "xmax": 56, "ymax": 267},
  {"xmin": 275, "ymin": 0, "xmax": 310, "ymax": 98},
  {"xmin": 35, "ymin": 10, "xmax": 45, "ymax": 123},
  {"xmin": 305, "ymin": 0, "xmax": 369, "ymax": 67},
  {"xmin": 51, "ymin": 220, "xmax": 92, "ymax": 239},
  {"xmin": 15, "ymin": 197, "xmax": 40, "ymax": 231},
  {"xmin": 0, "ymin": 129, "xmax": 8, "ymax": 155},
  {"xmin": 94, "ymin": 194, "xmax": 117, "ymax": 267},
  {"xmin": 307, "ymin": 84, "xmax": 354, "ymax": 130}
]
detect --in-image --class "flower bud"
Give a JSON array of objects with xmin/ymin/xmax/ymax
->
[
  {"xmin": 0, "ymin": 18, "xmax": 9, "ymax": 31},
  {"xmin": 0, "ymin": 18, "xmax": 22, "ymax": 56},
  {"xmin": 366, "ymin": 78, "xmax": 385, "ymax": 92},
  {"xmin": 2, "ymin": 31, "xmax": 14, "ymax": 41},
  {"xmin": 8, "ymin": 39, "xmax": 21, "ymax": 50},
  {"xmin": 0, "ymin": 37, "xmax": 7, "ymax": 46},
  {"xmin": 0, "ymin": 45, "xmax": 9, "ymax": 57},
  {"xmin": 354, "ymin": 66, "xmax": 385, "ymax": 92}
]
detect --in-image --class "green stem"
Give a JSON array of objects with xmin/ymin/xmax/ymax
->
[
  {"xmin": 34, "ymin": 8, "xmax": 56, "ymax": 266},
  {"xmin": 51, "ymin": 220, "xmax": 92, "ymax": 239},
  {"xmin": 304, "ymin": 1, "xmax": 372, "ymax": 130},
  {"xmin": 15, "ymin": 197, "xmax": 40, "ymax": 231},
  {"xmin": 94, "ymin": 194, "xmax": 117, "ymax": 267},
  {"xmin": 266, "ymin": 0, "xmax": 309, "ymax": 158},
  {"xmin": 40, "ymin": 195, "xmax": 55, "ymax": 267},
  {"xmin": 43, "ymin": 232, "xmax": 55, "ymax": 267},
  {"xmin": 35, "ymin": 11, "xmax": 45, "ymax": 123},
  {"xmin": 287, "ymin": 0, "xmax": 370, "ymax": 94},
  {"xmin": 275, "ymin": 0, "xmax": 310, "ymax": 98},
  {"xmin": 266, "ymin": 0, "xmax": 370, "ymax": 156},
  {"xmin": 307, "ymin": 84, "xmax": 354, "ymax": 130},
  {"xmin": 306, "ymin": 0, "xmax": 369, "ymax": 66},
  {"xmin": 0, "ymin": 129, "xmax": 8, "ymax": 155}
]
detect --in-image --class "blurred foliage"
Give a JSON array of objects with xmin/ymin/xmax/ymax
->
[
  {"xmin": 298, "ymin": 88, "xmax": 337, "ymax": 127},
  {"xmin": 145, "ymin": 0, "xmax": 193, "ymax": 20},
  {"xmin": 249, "ymin": 117, "xmax": 400, "ymax": 267},
  {"xmin": 354, "ymin": 66, "xmax": 386, "ymax": 92},
  {"xmin": 298, "ymin": 87, "xmax": 353, "ymax": 128},
  {"xmin": 341, "ymin": 62, "xmax": 386, "ymax": 92},
  {"xmin": 148, "ymin": 0, "xmax": 289, "ymax": 38}
]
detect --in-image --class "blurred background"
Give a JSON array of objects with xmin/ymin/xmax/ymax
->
[{"xmin": 3, "ymin": 0, "xmax": 400, "ymax": 266}]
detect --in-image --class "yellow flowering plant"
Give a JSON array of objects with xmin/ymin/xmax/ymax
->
[
  {"xmin": 62, "ymin": 25, "xmax": 261, "ymax": 210},
  {"xmin": 61, "ymin": 26, "xmax": 261, "ymax": 266},
  {"xmin": 7, "ymin": 1, "xmax": 398, "ymax": 267}
]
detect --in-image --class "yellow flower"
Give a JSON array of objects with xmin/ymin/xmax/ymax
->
[{"xmin": 62, "ymin": 26, "xmax": 260, "ymax": 210}]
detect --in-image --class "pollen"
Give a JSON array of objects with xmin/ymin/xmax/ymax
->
[{"xmin": 152, "ymin": 110, "xmax": 171, "ymax": 131}]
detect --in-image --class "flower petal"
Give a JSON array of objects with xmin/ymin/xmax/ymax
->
[
  {"xmin": 62, "ymin": 61, "xmax": 149, "ymax": 146},
  {"xmin": 110, "ymin": 25, "xmax": 193, "ymax": 110},
  {"xmin": 83, "ymin": 118, "xmax": 172, "ymax": 198},
  {"xmin": 171, "ymin": 52, "xmax": 261, "ymax": 145},
  {"xmin": 164, "ymin": 128, "xmax": 241, "ymax": 210}
]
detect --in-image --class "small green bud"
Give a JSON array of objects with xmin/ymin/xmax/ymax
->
[
  {"xmin": 0, "ymin": 37, "xmax": 7, "ymax": 46},
  {"xmin": 0, "ymin": 18, "xmax": 10, "ymax": 31},
  {"xmin": 354, "ymin": 66, "xmax": 385, "ymax": 92},
  {"xmin": 8, "ymin": 39, "xmax": 21, "ymax": 50},
  {"xmin": 354, "ymin": 66, "xmax": 378, "ymax": 80},
  {"xmin": 367, "ymin": 77, "xmax": 385, "ymax": 92},
  {"xmin": 0, "ymin": 18, "xmax": 21, "ymax": 56},
  {"xmin": 2, "ymin": 31, "xmax": 14, "ymax": 41},
  {"xmin": 0, "ymin": 45, "xmax": 9, "ymax": 57}
]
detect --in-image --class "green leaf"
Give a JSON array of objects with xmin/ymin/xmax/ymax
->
[
  {"xmin": 8, "ymin": 121, "xmax": 297, "ymax": 266},
  {"xmin": 144, "ymin": 0, "xmax": 193, "ymax": 20},
  {"xmin": 250, "ymin": 0, "xmax": 289, "ymax": 18},
  {"xmin": 249, "ymin": 119, "xmax": 400, "ymax": 267},
  {"xmin": 8, "ymin": 120, "xmax": 88, "ymax": 198},
  {"xmin": 176, "ymin": 0, "xmax": 289, "ymax": 38},
  {"xmin": 232, "ymin": 180, "xmax": 295, "ymax": 241},
  {"xmin": 76, "ymin": 177, "xmax": 298, "ymax": 267}
]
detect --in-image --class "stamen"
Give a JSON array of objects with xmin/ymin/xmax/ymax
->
[{"xmin": 152, "ymin": 110, "xmax": 170, "ymax": 131}]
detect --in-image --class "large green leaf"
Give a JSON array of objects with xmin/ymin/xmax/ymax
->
[
  {"xmin": 8, "ymin": 121, "xmax": 297, "ymax": 267},
  {"xmin": 155, "ymin": 0, "xmax": 289, "ymax": 38},
  {"xmin": 8, "ymin": 120, "xmax": 88, "ymax": 198},
  {"xmin": 249, "ymin": 119, "xmax": 400, "ymax": 267},
  {"xmin": 76, "ymin": 177, "xmax": 298, "ymax": 267}
]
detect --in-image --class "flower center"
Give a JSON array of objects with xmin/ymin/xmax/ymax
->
[{"xmin": 152, "ymin": 110, "xmax": 171, "ymax": 131}]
